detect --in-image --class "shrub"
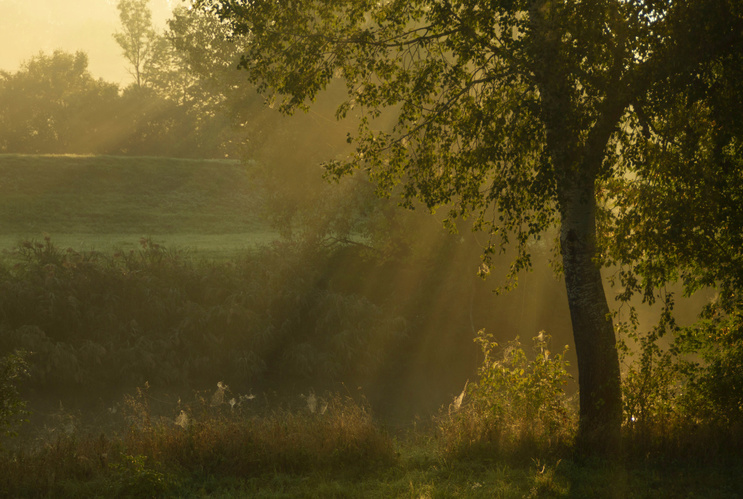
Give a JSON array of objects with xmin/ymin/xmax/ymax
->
[
  {"xmin": 0, "ymin": 237, "xmax": 407, "ymax": 399},
  {"xmin": 109, "ymin": 454, "xmax": 182, "ymax": 497},
  {"xmin": 439, "ymin": 331, "xmax": 575, "ymax": 459},
  {"xmin": 620, "ymin": 324, "xmax": 682, "ymax": 444},
  {"xmin": 0, "ymin": 350, "xmax": 30, "ymax": 446},
  {"xmin": 679, "ymin": 311, "xmax": 743, "ymax": 429},
  {"xmin": 619, "ymin": 302, "xmax": 743, "ymax": 458}
]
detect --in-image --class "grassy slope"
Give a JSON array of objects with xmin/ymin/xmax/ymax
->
[{"xmin": 0, "ymin": 154, "xmax": 275, "ymax": 256}]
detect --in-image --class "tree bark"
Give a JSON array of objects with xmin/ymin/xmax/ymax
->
[{"xmin": 559, "ymin": 176, "xmax": 622, "ymax": 457}]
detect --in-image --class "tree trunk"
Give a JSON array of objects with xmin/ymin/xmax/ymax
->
[{"xmin": 559, "ymin": 177, "xmax": 622, "ymax": 457}]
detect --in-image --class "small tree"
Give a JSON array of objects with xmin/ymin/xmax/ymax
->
[{"xmin": 114, "ymin": 0, "xmax": 166, "ymax": 88}]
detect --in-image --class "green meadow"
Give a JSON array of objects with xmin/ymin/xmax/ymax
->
[{"xmin": 0, "ymin": 154, "xmax": 277, "ymax": 258}]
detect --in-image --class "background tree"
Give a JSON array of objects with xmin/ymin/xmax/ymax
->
[
  {"xmin": 0, "ymin": 50, "xmax": 120, "ymax": 154},
  {"xmin": 164, "ymin": 5, "xmax": 258, "ymax": 157},
  {"xmin": 113, "ymin": 0, "xmax": 168, "ymax": 89},
  {"xmin": 197, "ymin": 0, "xmax": 743, "ymax": 456},
  {"xmin": 0, "ymin": 46, "xmax": 235, "ymax": 158},
  {"xmin": 168, "ymin": 5, "xmax": 359, "ymax": 210}
]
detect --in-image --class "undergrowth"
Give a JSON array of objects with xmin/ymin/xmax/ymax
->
[
  {"xmin": 618, "ymin": 299, "xmax": 743, "ymax": 460},
  {"xmin": 438, "ymin": 331, "xmax": 575, "ymax": 461},
  {"xmin": 0, "ymin": 323, "xmax": 741, "ymax": 497},
  {"xmin": 0, "ymin": 385, "xmax": 394, "ymax": 497},
  {"xmin": 0, "ymin": 238, "xmax": 741, "ymax": 496},
  {"xmin": 0, "ymin": 237, "xmax": 406, "ymax": 401}
]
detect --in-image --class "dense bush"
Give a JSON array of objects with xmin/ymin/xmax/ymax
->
[
  {"xmin": 0, "ymin": 237, "xmax": 406, "ymax": 401},
  {"xmin": 619, "ymin": 303, "xmax": 743, "ymax": 457},
  {"xmin": 438, "ymin": 331, "xmax": 575, "ymax": 459},
  {"xmin": 678, "ymin": 311, "xmax": 743, "ymax": 431},
  {"xmin": 0, "ymin": 350, "xmax": 29, "ymax": 446}
]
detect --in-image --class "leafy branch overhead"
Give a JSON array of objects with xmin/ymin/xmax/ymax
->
[{"xmin": 198, "ymin": 0, "xmax": 741, "ymax": 272}]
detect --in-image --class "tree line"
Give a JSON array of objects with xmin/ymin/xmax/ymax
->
[{"xmin": 0, "ymin": 0, "xmax": 252, "ymax": 158}]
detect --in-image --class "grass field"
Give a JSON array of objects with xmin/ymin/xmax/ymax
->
[{"xmin": 0, "ymin": 154, "xmax": 277, "ymax": 258}]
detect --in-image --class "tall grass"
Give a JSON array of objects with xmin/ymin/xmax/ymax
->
[{"xmin": 0, "ymin": 385, "xmax": 394, "ymax": 497}]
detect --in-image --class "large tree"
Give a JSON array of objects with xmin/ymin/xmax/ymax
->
[{"xmin": 197, "ymin": 0, "xmax": 743, "ymax": 455}]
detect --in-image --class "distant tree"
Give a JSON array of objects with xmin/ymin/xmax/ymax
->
[
  {"xmin": 113, "ymin": 0, "xmax": 168, "ymax": 88},
  {"xmin": 0, "ymin": 50, "xmax": 120, "ymax": 154},
  {"xmin": 167, "ymin": 5, "xmax": 270, "ymax": 158},
  {"xmin": 113, "ymin": 1, "xmax": 246, "ymax": 157},
  {"xmin": 114, "ymin": 84, "xmax": 180, "ymax": 155},
  {"xmin": 197, "ymin": 0, "xmax": 743, "ymax": 456}
]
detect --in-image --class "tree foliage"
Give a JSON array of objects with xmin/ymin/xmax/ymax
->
[
  {"xmin": 196, "ymin": 0, "xmax": 743, "ymax": 455},
  {"xmin": 605, "ymin": 30, "xmax": 743, "ymax": 311},
  {"xmin": 114, "ymin": 0, "xmax": 168, "ymax": 88},
  {"xmin": 0, "ymin": 51, "xmax": 119, "ymax": 154}
]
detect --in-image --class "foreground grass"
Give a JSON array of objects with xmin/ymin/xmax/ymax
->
[
  {"xmin": 217, "ymin": 459, "xmax": 743, "ymax": 499},
  {"xmin": 3, "ymin": 436, "xmax": 741, "ymax": 498},
  {"xmin": 2, "ymin": 388, "xmax": 741, "ymax": 499}
]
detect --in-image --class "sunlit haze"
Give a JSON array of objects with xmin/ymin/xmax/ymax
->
[{"xmin": 0, "ymin": 0, "xmax": 176, "ymax": 85}]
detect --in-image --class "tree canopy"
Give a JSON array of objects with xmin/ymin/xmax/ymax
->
[
  {"xmin": 196, "ymin": 0, "xmax": 743, "ymax": 456},
  {"xmin": 0, "ymin": 51, "xmax": 119, "ymax": 154},
  {"xmin": 114, "ymin": 0, "xmax": 167, "ymax": 88}
]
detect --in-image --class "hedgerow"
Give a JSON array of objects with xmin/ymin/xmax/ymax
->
[{"xmin": 0, "ymin": 237, "xmax": 406, "ymax": 400}]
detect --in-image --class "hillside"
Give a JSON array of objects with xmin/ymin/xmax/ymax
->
[{"xmin": 0, "ymin": 154, "xmax": 273, "ymax": 254}]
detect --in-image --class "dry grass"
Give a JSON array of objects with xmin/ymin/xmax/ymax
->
[{"xmin": 0, "ymin": 388, "xmax": 395, "ymax": 497}]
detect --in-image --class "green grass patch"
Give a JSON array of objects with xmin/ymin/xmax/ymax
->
[
  {"xmin": 0, "ymin": 153, "xmax": 282, "ymax": 258},
  {"xmin": 0, "ymin": 232, "xmax": 279, "ymax": 261},
  {"xmin": 0, "ymin": 154, "xmax": 273, "ymax": 249}
]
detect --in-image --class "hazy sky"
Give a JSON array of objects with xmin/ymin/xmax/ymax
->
[{"xmin": 0, "ymin": 0, "xmax": 177, "ymax": 85}]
